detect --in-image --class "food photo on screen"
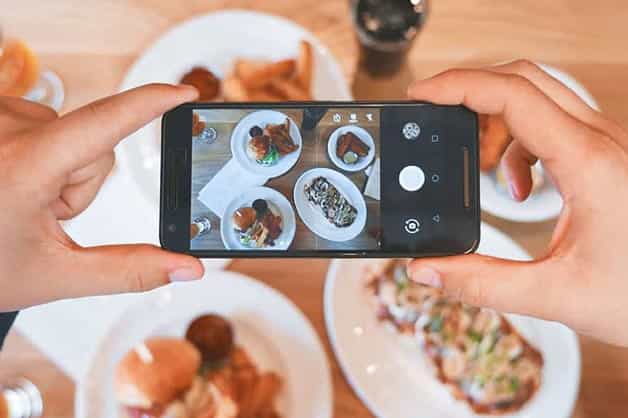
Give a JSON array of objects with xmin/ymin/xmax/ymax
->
[{"xmin": 189, "ymin": 107, "xmax": 382, "ymax": 252}]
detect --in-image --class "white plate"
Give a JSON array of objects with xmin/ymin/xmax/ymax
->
[
  {"xmin": 231, "ymin": 110, "xmax": 303, "ymax": 177},
  {"xmin": 220, "ymin": 186, "xmax": 296, "ymax": 250},
  {"xmin": 294, "ymin": 168, "xmax": 367, "ymax": 242},
  {"xmin": 481, "ymin": 64, "xmax": 600, "ymax": 222},
  {"xmin": 324, "ymin": 223, "xmax": 580, "ymax": 418},
  {"xmin": 75, "ymin": 271, "xmax": 332, "ymax": 418},
  {"xmin": 116, "ymin": 10, "xmax": 352, "ymax": 205},
  {"xmin": 327, "ymin": 125, "xmax": 376, "ymax": 172}
]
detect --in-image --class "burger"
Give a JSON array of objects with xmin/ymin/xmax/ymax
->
[{"xmin": 115, "ymin": 337, "xmax": 236, "ymax": 418}]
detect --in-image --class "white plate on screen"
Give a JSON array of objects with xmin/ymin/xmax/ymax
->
[
  {"xmin": 481, "ymin": 64, "xmax": 600, "ymax": 222},
  {"xmin": 220, "ymin": 186, "xmax": 296, "ymax": 250},
  {"xmin": 231, "ymin": 110, "xmax": 303, "ymax": 177},
  {"xmin": 327, "ymin": 125, "xmax": 376, "ymax": 172},
  {"xmin": 75, "ymin": 271, "xmax": 332, "ymax": 418},
  {"xmin": 116, "ymin": 10, "xmax": 352, "ymax": 205},
  {"xmin": 324, "ymin": 223, "xmax": 580, "ymax": 418},
  {"xmin": 294, "ymin": 168, "xmax": 367, "ymax": 242}
]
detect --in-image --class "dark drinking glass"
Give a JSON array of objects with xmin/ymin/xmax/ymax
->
[
  {"xmin": 302, "ymin": 107, "xmax": 328, "ymax": 131},
  {"xmin": 351, "ymin": 0, "xmax": 428, "ymax": 76}
]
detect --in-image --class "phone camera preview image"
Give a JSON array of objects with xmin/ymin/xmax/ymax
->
[{"xmin": 190, "ymin": 108, "xmax": 382, "ymax": 252}]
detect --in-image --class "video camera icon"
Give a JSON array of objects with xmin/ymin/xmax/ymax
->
[{"xmin": 404, "ymin": 218, "xmax": 421, "ymax": 234}]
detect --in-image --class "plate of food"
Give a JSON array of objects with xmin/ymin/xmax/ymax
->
[
  {"xmin": 324, "ymin": 223, "xmax": 580, "ymax": 418},
  {"xmin": 75, "ymin": 271, "xmax": 332, "ymax": 418},
  {"xmin": 294, "ymin": 168, "xmax": 367, "ymax": 242},
  {"xmin": 231, "ymin": 110, "xmax": 302, "ymax": 177},
  {"xmin": 115, "ymin": 10, "xmax": 352, "ymax": 205},
  {"xmin": 221, "ymin": 186, "xmax": 296, "ymax": 250},
  {"xmin": 327, "ymin": 126, "xmax": 376, "ymax": 172},
  {"xmin": 480, "ymin": 63, "xmax": 599, "ymax": 222}
]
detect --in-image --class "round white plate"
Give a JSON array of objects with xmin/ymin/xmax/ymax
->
[
  {"xmin": 324, "ymin": 223, "xmax": 580, "ymax": 418},
  {"xmin": 294, "ymin": 168, "xmax": 367, "ymax": 242},
  {"xmin": 76, "ymin": 271, "xmax": 332, "ymax": 418},
  {"xmin": 327, "ymin": 125, "xmax": 376, "ymax": 172},
  {"xmin": 231, "ymin": 110, "xmax": 303, "ymax": 177},
  {"xmin": 220, "ymin": 186, "xmax": 296, "ymax": 250},
  {"xmin": 481, "ymin": 64, "xmax": 600, "ymax": 222},
  {"xmin": 116, "ymin": 10, "xmax": 352, "ymax": 205}
]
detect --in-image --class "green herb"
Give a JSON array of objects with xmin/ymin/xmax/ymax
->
[
  {"xmin": 257, "ymin": 144, "xmax": 279, "ymax": 166},
  {"xmin": 510, "ymin": 377, "xmax": 520, "ymax": 393},
  {"xmin": 430, "ymin": 315, "xmax": 443, "ymax": 333},
  {"xmin": 468, "ymin": 330, "xmax": 483, "ymax": 343}
]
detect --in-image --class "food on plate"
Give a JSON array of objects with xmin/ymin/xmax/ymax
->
[
  {"xmin": 336, "ymin": 131, "xmax": 370, "ymax": 165},
  {"xmin": 479, "ymin": 114, "xmax": 512, "ymax": 172},
  {"xmin": 246, "ymin": 119, "xmax": 299, "ymax": 166},
  {"xmin": 186, "ymin": 314, "xmax": 234, "ymax": 363},
  {"xmin": 247, "ymin": 135, "xmax": 277, "ymax": 166},
  {"xmin": 232, "ymin": 199, "xmax": 283, "ymax": 248},
  {"xmin": 192, "ymin": 112, "xmax": 206, "ymax": 136},
  {"xmin": 495, "ymin": 164, "xmax": 545, "ymax": 198},
  {"xmin": 264, "ymin": 119, "xmax": 298, "ymax": 155},
  {"xmin": 115, "ymin": 337, "xmax": 202, "ymax": 417},
  {"xmin": 366, "ymin": 260, "xmax": 544, "ymax": 415},
  {"xmin": 115, "ymin": 314, "xmax": 283, "ymax": 418},
  {"xmin": 304, "ymin": 177, "xmax": 357, "ymax": 228},
  {"xmin": 223, "ymin": 40, "xmax": 314, "ymax": 102},
  {"xmin": 180, "ymin": 67, "xmax": 221, "ymax": 101}
]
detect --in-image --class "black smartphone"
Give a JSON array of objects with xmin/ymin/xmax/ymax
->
[{"xmin": 160, "ymin": 101, "xmax": 479, "ymax": 258}]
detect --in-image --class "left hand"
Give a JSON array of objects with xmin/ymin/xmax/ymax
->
[{"xmin": 0, "ymin": 84, "xmax": 204, "ymax": 311}]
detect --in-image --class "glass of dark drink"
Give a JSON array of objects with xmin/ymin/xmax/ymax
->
[
  {"xmin": 301, "ymin": 107, "xmax": 328, "ymax": 131},
  {"xmin": 351, "ymin": 0, "xmax": 428, "ymax": 77}
]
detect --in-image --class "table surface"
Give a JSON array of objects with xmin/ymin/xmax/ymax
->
[{"xmin": 2, "ymin": 0, "xmax": 628, "ymax": 417}]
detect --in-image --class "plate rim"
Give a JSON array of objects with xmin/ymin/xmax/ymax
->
[
  {"xmin": 323, "ymin": 223, "xmax": 581, "ymax": 418},
  {"xmin": 75, "ymin": 270, "xmax": 333, "ymax": 418},
  {"xmin": 219, "ymin": 185, "xmax": 297, "ymax": 250},
  {"xmin": 326, "ymin": 125, "xmax": 376, "ymax": 172},
  {"xmin": 293, "ymin": 167, "xmax": 367, "ymax": 242}
]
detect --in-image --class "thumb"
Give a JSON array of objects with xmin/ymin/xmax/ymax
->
[
  {"xmin": 67, "ymin": 244, "xmax": 204, "ymax": 297},
  {"xmin": 407, "ymin": 255, "xmax": 559, "ymax": 319}
]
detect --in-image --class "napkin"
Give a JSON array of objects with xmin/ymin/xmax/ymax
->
[
  {"xmin": 364, "ymin": 158, "xmax": 381, "ymax": 200},
  {"xmin": 198, "ymin": 159, "xmax": 269, "ymax": 218}
]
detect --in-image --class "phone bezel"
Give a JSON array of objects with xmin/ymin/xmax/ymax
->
[{"xmin": 160, "ymin": 101, "xmax": 480, "ymax": 258}]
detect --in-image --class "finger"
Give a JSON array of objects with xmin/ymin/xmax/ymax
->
[
  {"xmin": 37, "ymin": 83, "xmax": 198, "ymax": 173},
  {"xmin": 407, "ymin": 69, "xmax": 599, "ymax": 168},
  {"xmin": 500, "ymin": 140, "xmax": 537, "ymax": 201},
  {"xmin": 0, "ymin": 96, "xmax": 58, "ymax": 122},
  {"xmin": 64, "ymin": 244, "xmax": 204, "ymax": 298},
  {"xmin": 50, "ymin": 153, "xmax": 115, "ymax": 219},
  {"xmin": 488, "ymin": 60, "xmax": 627, "ymax": 141},
  {"xmin": 407, "ymin": 255, "xmax": 562, "ymax": 319}
]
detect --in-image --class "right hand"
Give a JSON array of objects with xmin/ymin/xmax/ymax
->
[{"xmin": 407, "ymin": 60, "xmax": 628, "ymax": 347}]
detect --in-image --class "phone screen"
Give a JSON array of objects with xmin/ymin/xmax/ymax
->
[
  {"xmin": 171, "ymin": 103, "xmax": 478, "ymax": 257},
  {"xmin": 191, "ymin": 107, "xmax": 382, "ymax": 252}
]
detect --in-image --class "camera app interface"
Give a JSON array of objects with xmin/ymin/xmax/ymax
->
[{"xmin": 190, "ymin": 107, "xmax": 382, "ymax": 251}]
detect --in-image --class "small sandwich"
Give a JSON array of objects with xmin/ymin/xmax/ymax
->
[
  {"xmin": 115, "ymin": 338, "xmax": 201, "ymax": 418},
  {"xmin": 247, "ymin": 135, "xmax": 279, "ymax": 166}
]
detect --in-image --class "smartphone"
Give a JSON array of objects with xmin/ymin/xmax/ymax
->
[{"xmin": 160, "ymin": 101, "xmax": 479, "ymax": 258}]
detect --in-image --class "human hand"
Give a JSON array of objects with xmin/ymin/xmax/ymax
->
[
  {"xmin": 407, "ymin": 60, "xmax": 628, "ymax": 346},
  {"xmin": 0, "ymin": 84, "xmax": 204, "ymax": 311}
]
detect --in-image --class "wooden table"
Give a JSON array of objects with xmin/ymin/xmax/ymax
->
[{"xmin": 2, "ymin": 1, "xmax": 628, "ymax": 417}]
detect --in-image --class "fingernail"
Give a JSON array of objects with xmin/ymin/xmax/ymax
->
[
  {"xmin": 409, "ymin": 267, "xmax": 442, "ymax": 288},
  {"xmin": 169, "ymin": 267, "xmax": 201, "ymax": 282},
  {"xmin": 508, "ymin": 182, "xmax": 519, "ymax": 201}
]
